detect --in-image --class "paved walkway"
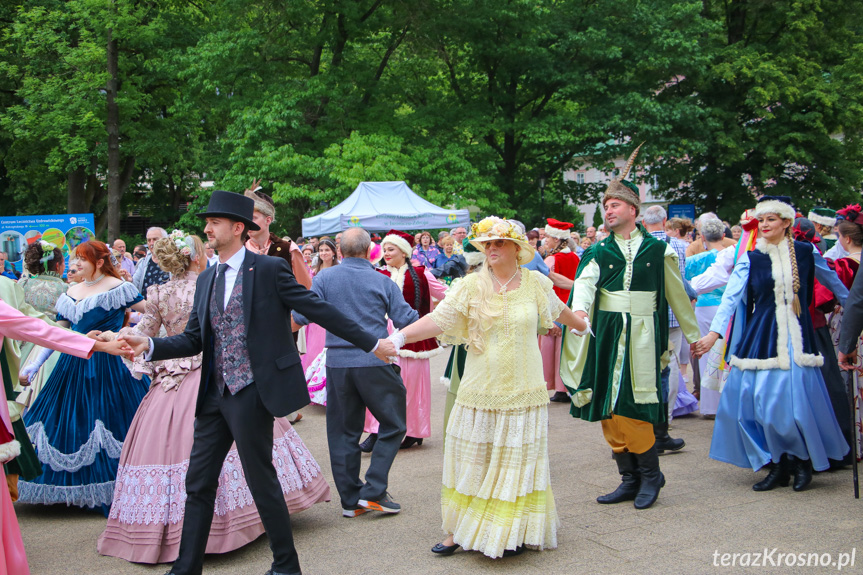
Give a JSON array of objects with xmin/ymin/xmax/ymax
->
[{"xmin": 16, "ymin": 353, "xmax": 863, "ymax": 574}]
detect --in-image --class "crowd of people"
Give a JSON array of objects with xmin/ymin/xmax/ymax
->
[{"xmin": 0, "ymin": 164, "xmax": 859, "ymax": 573}]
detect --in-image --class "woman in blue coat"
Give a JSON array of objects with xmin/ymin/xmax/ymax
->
[{"xmin": 695, "ymin": 198, "xmax": 848, "ymax": 492}]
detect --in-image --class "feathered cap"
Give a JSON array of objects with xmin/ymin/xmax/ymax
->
[
  {"xmin": 601, "ymin": 143, "xmax": 644, "ymax": 215},
  {"xmin": 808, "ymin": 207, "xmax": 836, "ymax": 227},
  {"xmin": 244, "ymin": 186, "xmax": 276, "ymax": 220},
  {"xmin": 836, "ymin": 204, "xmax": 863, "ymax": 226},
  {"xmin": 753, "ymin": 195, "xmax": 796, "ymax": 221},
  {"xmin": 545, "ymin": 218, "xmax": 574, "ymax": 240},
  {"xmin": 381, "ymin": 229, "xmax": 415, "ymax": 258},
  {"xmin": 462, "ymin": 238, "xmax": 486, "ymax": 267}
]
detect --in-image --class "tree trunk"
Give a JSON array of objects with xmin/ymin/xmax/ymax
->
[
  {"xmin": 67, "ymin": 166, "xmax": 87, "ymax": 213},
  {"xmin": 105, "ymin": 28, "xmax": 121, "ymax": 242}
]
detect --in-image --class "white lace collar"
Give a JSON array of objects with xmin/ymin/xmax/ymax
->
[{"xmin": 55, "ymin": 281, "xmax": 140, "ymax": 324}]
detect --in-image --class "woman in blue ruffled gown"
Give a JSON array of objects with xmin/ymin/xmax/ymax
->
[
  {"xmin": 695, "ymin": 199, "xmax": 848, "ymax": 492},
  {"xmin": 18, "ymin": 241, "xmax": 149, "ymax": 515}
]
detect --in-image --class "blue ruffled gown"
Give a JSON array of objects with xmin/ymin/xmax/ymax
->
[
  {"xmin": 708, "ymin": 239, "xmax": 848, "ymax": 472},
  {"xmin": 18, "ymin": 283, "xmax": 150, "ymax": 514}
]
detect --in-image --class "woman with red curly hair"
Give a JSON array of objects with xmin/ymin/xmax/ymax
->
[{"xmin": 17, "ymin": 241, "xmax": 150, "ymax": 516}]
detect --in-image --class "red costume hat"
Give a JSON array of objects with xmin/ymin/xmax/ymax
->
[
  {"xmin": 545, "ymin": 218, "xmax": 574, "ymax": 240},
  {"xmin": 381, "ymin": 229, "xmax": 415, "ymax": 258}
]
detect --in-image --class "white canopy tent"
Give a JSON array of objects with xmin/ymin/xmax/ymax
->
[{"xmin": 301, "ymin": 181, "xmax": 471, "ymax": 237}]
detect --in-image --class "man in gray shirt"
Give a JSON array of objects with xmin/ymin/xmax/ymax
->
[{"xmin": 293, "ymin": 227, "xmax": 419, "ymax": 517}]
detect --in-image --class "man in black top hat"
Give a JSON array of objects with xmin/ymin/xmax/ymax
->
[{"xmin": 121, "ymin": 190, "xmax": 397, "ymax": 575}]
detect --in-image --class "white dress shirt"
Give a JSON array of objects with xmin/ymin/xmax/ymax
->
[
  {"xmin": 214, "ymin": 247, "xmax": 246, "ymax": 310},
  {"xmin": 145, "ymin": 247, "xmax": 247, "ymax": 360}
]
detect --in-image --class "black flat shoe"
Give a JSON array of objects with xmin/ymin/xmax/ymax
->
[
  {"xmin": 502, "ymin": 545, "xmax": 525, "ymax": 557},
  {"xmin": 400, "ymin": 436, "xmax": 424, "ymax": 449},
  {"xmin": 431, "ymin": 542, "xmax": 460, "ymax": 555},
  {"xmin": 549, "ymin": 391, "xmax": 569, "ymax": 403},
  {"xmin": 359, "ymin": 434, "xmax": 377, "ymax": 453}
]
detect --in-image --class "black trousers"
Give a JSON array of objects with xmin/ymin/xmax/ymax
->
[
  {"xmin": 326, "ymin": 365, "xmax": 406, "ymax": 506},
  {"xmin": 171, "ymin": 382, "xmax": 300, "ymax": 575}
]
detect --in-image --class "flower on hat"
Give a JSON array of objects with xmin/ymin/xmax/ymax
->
[{"xmin": 469, "ymin": 216, "xmax": 527, "ymax": 242}]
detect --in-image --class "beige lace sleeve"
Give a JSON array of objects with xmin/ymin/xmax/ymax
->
[
  {"xmin": 533, "ymin": 271, "xmax": 567, "ymax": 329},
  {"xmin": 429, "ymin": 275, "xmax": 472, "ymax": 345}
]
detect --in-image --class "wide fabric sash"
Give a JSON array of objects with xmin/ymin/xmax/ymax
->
[{"xmin": 598, "ymin": 289, "xmax": 659, "ymax": 404}]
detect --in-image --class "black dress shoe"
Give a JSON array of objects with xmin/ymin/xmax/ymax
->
[
  {"xmin": 400, "ymin": 436, "xmax": 424, "ymax": 449},
  {"xmin": 359, "ymin": 433, "xmax": 377, "ymax": 453},
  {"xmin": 502, "ymin": 545, "xmax": 525, "ymax": 557},
  {"xmin": 431, "ymin": 542, "xmax": 460, "ymax": 555},
  {"xmin": 549, "ymin": 391, "xmax": 569, "ymax": 403}
]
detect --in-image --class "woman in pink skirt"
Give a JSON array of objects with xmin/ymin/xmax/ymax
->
[
  {"xmin": 97, "ymin": 233, "xmax": 330, "ymax": 564},
  {"xmin": 361, "ymin": 230, "xmax": 446, "ymax": 451},
  {"xmin": 300, "ymin": 240, "xmax": 339, "ymax": 405}
]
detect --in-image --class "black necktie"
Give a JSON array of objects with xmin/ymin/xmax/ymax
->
[{"xmin": 214, "ymin": 263, "xmax": 228, "ymax": 312}]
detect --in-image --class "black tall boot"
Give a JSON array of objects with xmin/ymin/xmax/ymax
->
[
  {"xmin": 596, "ymin": 452, "xmax": 640, "ymax": 504},
  {"xmin": 633, "ymin": 446, "xmax": 665, "ymax": 509},
  {"xmin": 789, "ymin": 455, "xmax": 813, "ymax": 492},
  {"xmin": 752, "ymin": 455, "xmax": 790, "ymax": 491},
  {"xmin": 653, "ymin": 416, "xmax": 685, "ymax": 454}
]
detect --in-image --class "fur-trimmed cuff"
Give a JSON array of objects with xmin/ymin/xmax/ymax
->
[
  {"xmin": 398, "ymin": 347, "xmax": 445, "ymax": 359},
  {"xmin": 0, "ymin": 440, "xmax": 21, "ymax": 464}
]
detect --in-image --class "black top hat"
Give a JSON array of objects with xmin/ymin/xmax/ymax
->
[{"xmin": 197, "ymin": 190, "xmax": 260, "ymax": 231}]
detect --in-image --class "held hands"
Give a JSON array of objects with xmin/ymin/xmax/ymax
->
[
  {"xmin": 116, "ymin": 334, "xmax": 150, "ymax": 358},
  {"xmin": 548, "ymin": 325, "xmax": 563, "ymax": 338},
  {"xmin": 93, "ymin": 338, "xmax": 135, "ymax": 360},
  {"xmin": 692, "ymin": 332, "xmax": 720, "ymax": 359},
  {"xmin": 568, "ymin": 310, "xmax": 592, "ymax": 337},
  {"xmin": 374, "ymin": 338, "xmax": 398, "ymax": 363},
  {"xmin": 839, "ymin": 349, "xmax": 857, "ymax": 372}
]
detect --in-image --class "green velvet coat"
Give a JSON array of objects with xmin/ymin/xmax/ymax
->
[{"xmin": 561, "ymin": 228, "xmax": 670, "ymax": 424}]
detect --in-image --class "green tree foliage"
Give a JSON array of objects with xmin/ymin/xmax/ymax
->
[
  {"xmin": 647, "ymin": 0, "xmax": 863, "ymax": 221},
  {"xmin": 0, "ymin": 0, "xmax": 860, "ymax": 236}
]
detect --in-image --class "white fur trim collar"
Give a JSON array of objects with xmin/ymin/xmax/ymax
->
[
  {"xmin": 386, "ymin": 264, "xmax": 409, "ymax": 292},
  {"xmin": 746, "ymin": 238, "xmax": 823, "ymax": 370}
]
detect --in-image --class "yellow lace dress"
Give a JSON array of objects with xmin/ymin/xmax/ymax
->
[{"xmin": 429, "ymin": 269, "xmax": 566, "ymax": 558}]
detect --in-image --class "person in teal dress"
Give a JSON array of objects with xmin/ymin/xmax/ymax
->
[{"xmin": 18, "ymin": 241, "xmax": 149, "ymax": 515}]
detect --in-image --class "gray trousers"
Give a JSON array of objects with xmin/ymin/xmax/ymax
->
[{"xmin": 326, "ymin": 365, "xmax": 406, "ymax": 506}]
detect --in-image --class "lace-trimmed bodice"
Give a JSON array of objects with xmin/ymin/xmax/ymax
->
[
  {"xmin": 19, "ymin": 273, "xmax": 67, "ymax": 321},
  {"xmin": 430, "ymin": 270, "xmax": 566, "ymax": 410},
  {"xmin": 127, "ymin": 274, "xmax": 202, "ymax": 388}
]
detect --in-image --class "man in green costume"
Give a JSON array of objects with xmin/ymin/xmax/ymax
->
[{"xmin": 560, "ymin": 147, "xmax": 700, "ymax": 510}]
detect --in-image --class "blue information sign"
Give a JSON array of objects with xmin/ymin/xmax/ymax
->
[
  {"xmin": 0, "ymin": 213, "xmax": 96, "ymax": 273},
  {"xmin": 668, "ymin": 204, "xmax": 696, "ymax": 222}
]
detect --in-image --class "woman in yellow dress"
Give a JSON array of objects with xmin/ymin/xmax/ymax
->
[{"xmin": 390, "ymin": 217, "xmax": 588, "ymax": 558}]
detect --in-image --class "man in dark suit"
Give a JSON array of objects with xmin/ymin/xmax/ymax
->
[{"xmin": 121, "ymin": 190, "xmax": 396, "ymax": 575}]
